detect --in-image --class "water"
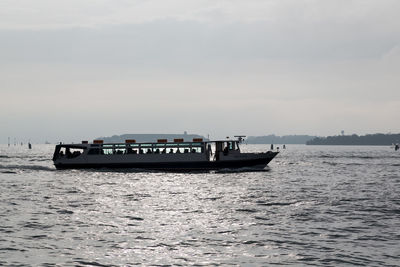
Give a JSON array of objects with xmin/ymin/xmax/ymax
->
[{"xmin": 0, "ymin": 144, "xmax": 399, "ymax": 266}]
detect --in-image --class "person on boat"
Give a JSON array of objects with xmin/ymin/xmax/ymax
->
[
  {"xmin": 176, "ymin": 148, "xmax": 181, "ymax": 153},
  {"xmin": 223, "ymin": 145, "xmax": 229, "ymax": 155},
  {"xmin": 66, "ymin": 148, "xmax": 72, "ymax": 158},
  {"xmin": 169, "ymin": 148, "xmax": 174, "ymax": 153}
]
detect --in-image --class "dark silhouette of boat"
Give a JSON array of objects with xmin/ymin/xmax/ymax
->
[{"xmin": 53, "ymin": 137, "xmax": 278, "ymax": 171}]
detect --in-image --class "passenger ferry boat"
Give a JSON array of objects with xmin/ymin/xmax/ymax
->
[{"xmin": 52, "ymin": 137, "xmax": 278, "ymax": 171}]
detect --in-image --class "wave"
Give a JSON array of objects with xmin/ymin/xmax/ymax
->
[
  {"xmin": 1, "ymin": 171, "xmax": 17, "ymax": 174},
  {"xmin": 256, "ymin": 201, "xmax": 297, "ymax": 207},
  {"xmin": 74, "ymin": 260, "xmax": 116, "ymax": 267},
  {"xmin": 216, "ymin": 166, "xmax": 271, "ymax": 173},
  {"xmin": 236, "ymin": 208, "xmax": 258, "ymax": 213},
  {"xmin": 318, "ymin": 154, "xmax": 400, "ymax": 160},
  {"xmin": 0, "ymin": 164, "xmax": 55, "ymax": 172}
]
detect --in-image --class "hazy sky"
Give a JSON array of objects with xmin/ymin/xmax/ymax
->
[{"xmin": 1, "ymin": 0, "xmax": 399, "ymax": 143}]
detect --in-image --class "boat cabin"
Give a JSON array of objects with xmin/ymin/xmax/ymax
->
[{"xmin": 53, "ymin": 138, "xmax": 242, "ymax": 162}]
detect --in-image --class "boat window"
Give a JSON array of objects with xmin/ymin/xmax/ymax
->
[
  {"xmin": 102, "ymin": 148, "xmax": 113, "ymax": 155},
  {"xmin": 176, "ymin": 143, "xmax": 188, "ymax": 147},
  {"xmin": 191, "ymin": 147, "xmax": 202, "ymax": 153},
  {"xmin": 128, "ymin": 143, "xmax": 139, "ymax": 148},
  {"xmin": 57, "ymin": 147, "xmax": 85, "ymax": 159},
  {"xmin": 126, "ymin": 147, "xmax": 138, "ymax": 154},
  {"xmin": 234, "ymin": 141, "xmax": 240, "ymax": 151},
  {"xmin": 115, "ymin": 148, "xmax": 126, "ymax": 154},
  {"xmin": 155, "ymin": 143, "xmax": 165, "ymax": 148},
  {"xmin": 225, "ymin": 142, "xmax": 234, "ymax": 150},
  {"xmin": 141, "ymin": 143, "xmax": 152, "ymax": 147}
]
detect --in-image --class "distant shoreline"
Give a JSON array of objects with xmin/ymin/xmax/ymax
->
[
  {"xmin": 245, "ymin": 135, "xmax": 317, "ymax": 144},
  {"xmin": 306, "ymin": 133, "xmax": 400, "ymax": 146},
  {"xmin": 240, "ymin": 133, "xmax": 400, "ymax": 146}
]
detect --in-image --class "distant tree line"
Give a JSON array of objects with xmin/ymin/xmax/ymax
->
[
  {"xmin": 246, "ymin": 135, "xmax": 317, "ymax": 144},
  {"xmin": 306, "ymin": 133, "xmax": 400, "ymax": 146}
]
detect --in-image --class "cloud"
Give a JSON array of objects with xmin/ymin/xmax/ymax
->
[
  {"xmin": 1, "ymin": 14, "xmax": 398, "ymax": 68},
  {"xmin": 1, "ymin": 0, "xmax": 400, "ymax": 30}
]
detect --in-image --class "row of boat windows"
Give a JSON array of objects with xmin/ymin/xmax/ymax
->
[{"xmin": 87, "ymin": 147, "xmax": 204, "ymax": 155}]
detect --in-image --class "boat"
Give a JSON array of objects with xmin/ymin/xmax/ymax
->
[{"xmin": 52, "ymin": 137, "xmax": 279, "ymax": 171}]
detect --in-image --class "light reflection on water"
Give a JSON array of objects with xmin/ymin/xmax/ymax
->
[{"xmin": 0, "ymin": 144, "xmax": 399, "ymax": 266}]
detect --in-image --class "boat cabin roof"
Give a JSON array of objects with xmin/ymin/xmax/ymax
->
[{"xmin": 56, "ymin": 139, "xmax": 240, "ymax": 148}]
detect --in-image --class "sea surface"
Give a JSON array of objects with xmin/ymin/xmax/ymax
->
[{"xmin": 0, "ymin": 144, "xmax": 399, "ymax": 266}]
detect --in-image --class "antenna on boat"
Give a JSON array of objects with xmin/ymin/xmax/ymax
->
[{"xmin": 234, "ymin": 135, "xmax": 246, "ymax": 143}]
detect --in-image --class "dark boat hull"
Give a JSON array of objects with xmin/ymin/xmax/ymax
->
[{"xmin": 54, "ymin": 152, "xmax": 278, "ymax": 171}]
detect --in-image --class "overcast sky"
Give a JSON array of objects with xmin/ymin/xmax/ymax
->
[{"xmin": 1, "ymin": 0, "xmax": 399, "ymax": 143}]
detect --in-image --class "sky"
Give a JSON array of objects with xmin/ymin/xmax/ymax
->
[{"xmin": 1, "ymin": 0, "xmax": 400, "ymax": 143}]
